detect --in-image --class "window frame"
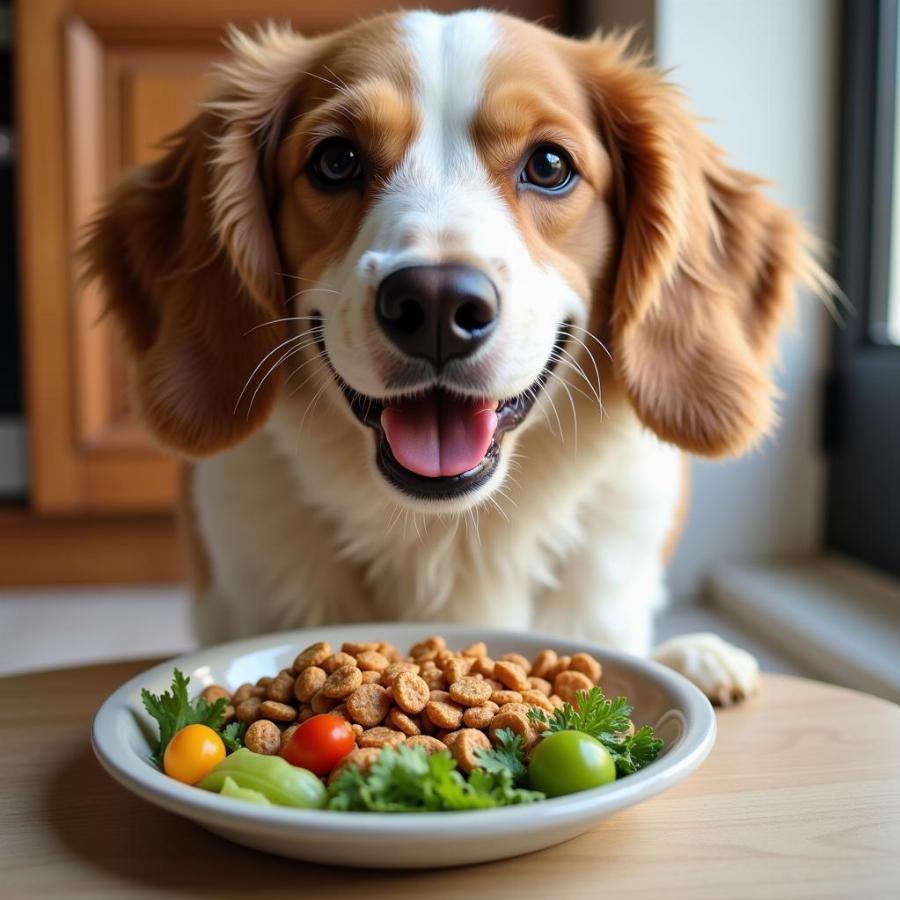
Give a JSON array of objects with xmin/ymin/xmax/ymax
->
[{"xmin": 825, "ymin": 0, "xmax": 900, "ymax": 577}]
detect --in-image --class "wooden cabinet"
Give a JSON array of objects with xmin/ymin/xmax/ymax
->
[{"xmin": 11, "ymin": 0, "xmax": 564, "ymax": 581}]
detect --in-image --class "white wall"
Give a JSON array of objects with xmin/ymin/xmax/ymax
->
[{"xmin": 593, "ymin": 0, "xmax": 839, "ymax": 600}]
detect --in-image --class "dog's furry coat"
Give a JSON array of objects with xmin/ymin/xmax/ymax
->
[{"xmin": 86, "ymin": 11, "xmax": 825, "ymax": 703}]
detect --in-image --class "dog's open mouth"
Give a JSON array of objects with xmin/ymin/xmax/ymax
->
[{"xmin": 331, "ymin": 326, "xmax": 567, "ymax": 500}]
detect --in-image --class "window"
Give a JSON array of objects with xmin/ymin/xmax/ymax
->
[
  {"xmin": 888, "ymin": 8, "xmax": 900, "ymax": 346},
  {"xmin": 826, "ymin": 0, "xmax": 900, "ymax": 577}
]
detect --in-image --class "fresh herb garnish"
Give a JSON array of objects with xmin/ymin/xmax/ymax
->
[
  {"xmin": 141, "ymin": 669, "xmax": 237, "ymax": 768},
  {"xmin": 528, "ymin": 687, "xmax": 663, "ymax": 776},
  {"xmin": 612, "ymin": 725, "xmax": 664, "ymax": 774},
  {"xmin": 220, "ymin": 721, "xmax": 248, "ymax": 754},
  {"xmin": 473, "ymin": 727, "xmax": 530, "ymax": 786},
  {"xmin": 530, "ymin": 688, "xmax": 633, "ymax": 736},
  {"xmin": 326, "ymin": 744, "xmax": 544, "ymax": 812}
]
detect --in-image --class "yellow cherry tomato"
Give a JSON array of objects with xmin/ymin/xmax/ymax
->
[{"xmin": 163, "ymin": 724, "xmax": 226, "ymax": 785}]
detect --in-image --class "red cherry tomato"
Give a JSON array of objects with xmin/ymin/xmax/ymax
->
[{"xmin": 281, "ymin": 714, "xmax": 355, "ymax": 775}]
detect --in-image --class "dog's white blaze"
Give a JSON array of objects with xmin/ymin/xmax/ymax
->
[
  {"xmin": 372, "ymin": 9, "xmax": 508, "ymax": 271},
  {"xmin": 400, "ymin": 10, "xmax": 496, "ymax": 181}
]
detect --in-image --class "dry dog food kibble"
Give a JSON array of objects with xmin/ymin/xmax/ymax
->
[
  {"xmin": 425, "ymin": 699, "xmax": 464, "ymax": 730},
  {"xmin": 213, "ymin": 635, "xmax": 605, "ymax": 766},
  {"xmin": 449, "ymin": 728, "xmax": 492, "ymax": 773},
  {"xmin": 356, "ymin": 726, "xmax": 407, "ymax": 749},
  {"xmin": 391, "ymin": 671, "xmax": 430, "ymax": 714},
  {"xmin": 345, "ymin": 683, "xmax": 391, "ymax": 726},
  {"xmin": 321, "ymin": 664, "xmax": 363, "ymax": 699},
  {"xmin": 388, "ymin": 707, "xmax": 421, "ymax": 736},
  {"xmin": 449, "ymin": 677, "xmax": 493, "ymax": 706},
  {"xmin": 244, "ymin": 719, "xmax": 281, "ymax": 755},
  {"xmin": 462, "ymin": 700, "xmax": 498, "ymax": 729},
  {"xmin": 259, "ymin": 700, "xmax": 297, "ymax": 722},
  {"xmin": 553, "ymin": 669, "xmax": 596, "ymax": 705},
  {"xmin": 294, "ymin": 666, "xmax": 326, "ymax": 702}
]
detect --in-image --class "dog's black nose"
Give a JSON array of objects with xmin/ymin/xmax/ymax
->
[{"xmin": 375, "ymin": 265, "xmax": 499, "ymax": 367}]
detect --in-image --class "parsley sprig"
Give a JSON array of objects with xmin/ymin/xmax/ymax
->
[
  {"xmin": 220, "ymin": 721, "xmax": 248, "ymax": 754},
  {"xmin": 326, "ymin": 744, "xmax": 544, "ymax": 811},
  {"xmin": 527, "ymin": 687, "xmax": 664, "ymax": 776},
  {"xmin": 141, "ymin": 669, "xmax": 244, "ymax": 768},
  {"xmin": 473, "ymin": 728, "xmax": 529, "ymax": 786}
]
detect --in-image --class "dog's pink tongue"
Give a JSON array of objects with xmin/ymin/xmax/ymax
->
[{"xmin": 381, "ymin": 393, "xmax": 498, "ymax": 478}]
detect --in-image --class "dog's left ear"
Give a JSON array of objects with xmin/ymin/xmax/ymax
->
[
  {"xmin": 81, "ymin": 25, "xmax": 313, "ymax": 456},
  {"xmin": 582, "ymin": 37, "xmax": 825, "ymax": 457}
]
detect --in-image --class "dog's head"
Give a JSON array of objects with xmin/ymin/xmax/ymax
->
[{"xmin": 85, "ymin": 11, "xmax": 822, "ymax": 510}]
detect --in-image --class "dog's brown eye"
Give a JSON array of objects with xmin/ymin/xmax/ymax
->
[
  {"xmin": 309, "ymin": 138, "xmax": 363, "ymax": 188},
  {"xmin": 520, "ymin": 145, "xmax": 575, "ymax": 191}
]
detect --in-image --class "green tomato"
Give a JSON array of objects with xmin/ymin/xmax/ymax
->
[
  {"xmin": 199, "ymin": 748, "xmax": 326, "ymax": 808},
  {"xmin": 219, "ymin": 775, "xmax": 272, "ymax": 806},
  {"xmin": 528, "ymin": 731, "xmax": 616, "ymax": 797}
]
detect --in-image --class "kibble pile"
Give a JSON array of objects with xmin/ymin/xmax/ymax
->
[{"xmin": 199, "ymin": 635, "xmax": 604, "ymax": 781}]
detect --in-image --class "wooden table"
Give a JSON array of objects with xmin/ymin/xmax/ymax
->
[{"xmin": 2, "ymin": 662, "xmax": 898, "ymax": 899}]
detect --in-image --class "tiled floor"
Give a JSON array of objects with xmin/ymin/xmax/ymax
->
[{"xmin": 0, "ymin": 584, "xmax": 810, "ymax": 678}]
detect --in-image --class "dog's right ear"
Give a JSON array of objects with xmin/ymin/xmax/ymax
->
[
  {"xmin": 83, "ymin": 26, "xmax": 311, "ymax": 456},
  {"xmin": 579, "ymin": 34, "xmax": 829, "ymax": 457}
]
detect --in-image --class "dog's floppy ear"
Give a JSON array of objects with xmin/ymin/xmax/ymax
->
[
  {"xmin": 583, "ymin": 37, "xmax": 825, "ymax": 457},
  {"xmin": 83, "ymin": 25, "xmax": 311, "ymax": 456}
]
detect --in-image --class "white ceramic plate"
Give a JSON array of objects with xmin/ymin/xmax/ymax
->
[{"xmin": 92, "ymin": 623, "xmax": 716, "ymax": 868}]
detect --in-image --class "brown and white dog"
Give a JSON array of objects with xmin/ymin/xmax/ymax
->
[{"xmin": 85, "ymin": 11, "xmax": 825, "ymax": 704}]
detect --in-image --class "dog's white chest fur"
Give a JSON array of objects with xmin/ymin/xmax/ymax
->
[{"xmin": 191, "ymin": 393, "xmax": 682, "ymax": 655}]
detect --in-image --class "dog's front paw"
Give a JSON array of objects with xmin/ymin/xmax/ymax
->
[{"xmin": 652, "ymin": 632, "xmax": 760, "ymax": 706}]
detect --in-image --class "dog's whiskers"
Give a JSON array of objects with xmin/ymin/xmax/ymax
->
[
  {"xmin": 386, "ymin": 503, "xmax": 405, "ymax": 536},
  {"xmin": 538, "ymin": 380, "xmax": 565, "ymax": 445},
  {"xmin": 234, "ymin": 332, "xmax": 306, "ymax": 416},
  {"xmin": 289, "ymin": 286, "xmax": 342, "ymax": 298},
  {"xmin": 483, "ymin": 492, "xmax": 509, "ymax": 522},
  {"xmin": 523, "ymin": 385, "xmax": 555, "ymax": 437},
  {"xmin": 245, "ymin": 341, "xmax": 320, "ymax": 419},
  {"xmin": 300, "ymin": 69, "xmax": 353, "ymax": 99},
  {"xmin": 561, "ymin": 323, "xmax": 614, "ymax": 363},
  {"xmin": 239, "ymin": 326, "xmax": 326, "ymax": 411},
  {"xmin": 550, "ymin": 355, "xmax": 602, "ymax": 408},
  {"xmin": 557, "ymin": 345, "xmax": 602, "ymax": 407},
  {"xmin": 401, "ymin": 509, "xmax": 412, "ymax": 542},
  {"xmin": 545, "ymin": 368, "xmax": 579, "ymax": 453},
  {"xmin": 235, "ymin": 323, "xmax": 324, "ymax": 414},
  {"xmin": 564, "ymin": 333, "xmax": 604, "ymax": 397},
  {"xmin": 283, "ymin": 349, "xmax": 332, "ymax": 388},
  {"xmin": 278, "ymin": 272, "xmax": 338, "ymax": 289},
  {"xmin": 284, "ymin": 286, "xmax": 345, "ymax": 309},
  {"xmin": 243, "ymin": 317, "xmax": 324, "ymax": 336},
  {"xmin": 560, "ymin": 331, "xmax": 607, "ymax": 414},
  {"xmin": 465, "ymin": 507, "xmax": 483, "ymax": 547},
  {"xmin": 287, "ymin": 355, "xmax": 331, "ymax": 400},
  {"xmin": 321, "ymin": 64, "xmax": 352, "ymax": 96},
  {"xmin": 296, "ymin": 366, "xmax": 336, "ymax": 438}
]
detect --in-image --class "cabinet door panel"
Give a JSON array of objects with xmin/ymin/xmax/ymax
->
[{"xmin": 70, "ymin": 28, "xmax": 223, "ymax": 468}]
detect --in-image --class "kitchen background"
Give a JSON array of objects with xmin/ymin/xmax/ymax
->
[{"xmin": 1, "ymin": 0, "xmax": 897, "ymax": 700}]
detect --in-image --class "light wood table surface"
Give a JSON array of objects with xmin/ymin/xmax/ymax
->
[{"xmin": 2, "ymin": 661, "xmax": 898, "ymax": 899}]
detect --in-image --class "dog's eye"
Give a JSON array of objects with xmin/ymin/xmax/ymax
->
[
  {"xmin": 520, "ymin": 145, "xmax": 575, "ymax": 192},
  {"xmin": 308, "ymin": 138, "xmax": 363, "ymax": 188}
]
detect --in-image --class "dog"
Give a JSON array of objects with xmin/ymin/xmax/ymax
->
[{"xmin": 85, "ymin": 10, "xmax": 825, "ymax": 705}]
